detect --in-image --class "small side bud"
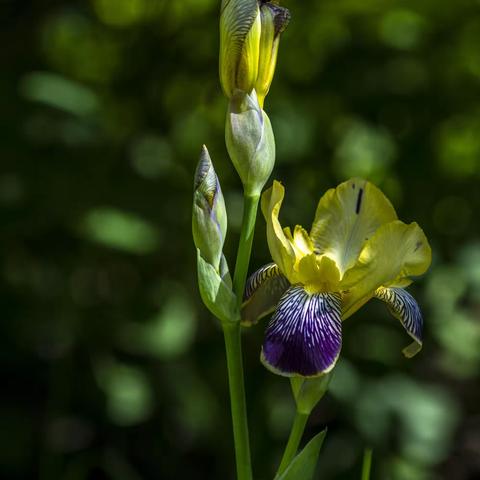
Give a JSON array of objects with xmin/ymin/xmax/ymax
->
[
  {"xmin": 256, "ymin": 2, "xmax": 291, "ymax": 107},
  {"xmin": 225, "ymin": 90, "xmax": 275, "ymax": 197},
  {"xmin": 192, "ymin": 146, "xmax": 227, "ymax": 272},
  {"xmin": 219, "ymin": 0, "xmax": 261, "ymax": 98}
]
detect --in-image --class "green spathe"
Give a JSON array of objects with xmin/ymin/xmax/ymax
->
[
  {"xmin": 225, "ymin": 90, "xmax": 275, "ymax": 197},
  {"xmin": 196, "ymin": 250, "xmax": 239, "ymax": 323},
  {"xmin": 291, "ymin": 374, "xmax": 332, "ymax": 415}
]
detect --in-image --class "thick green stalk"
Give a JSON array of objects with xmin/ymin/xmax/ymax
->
[
  {"xmin": 361, "ymin": 448, "xmax": 373, "ymax": 480},
  {"xmin": 223, "ymin": 193, "xmax": 259, "ymax": 480},
  {"xmin": 276, "ymin": 410, "xmax": 309, "ymax": 476}
]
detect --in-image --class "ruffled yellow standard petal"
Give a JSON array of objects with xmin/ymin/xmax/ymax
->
[
  {"xmin": 284, "ymin": 225, "xmax": 313, "ymax": 259},
  {"xmin": 295, "ymin": 254, "xmax": 341, "ymax": 294},
  {"xmin": 310, "ymin": 179, "xmax": 398, "ymax": 277},
  {"xmin": 261, "ymin": 181, "xmax": 297, "ymax": 279},
  {"xmin": 262, "ymin": 182, "xmax": 341, "ymax": 291},
  {"xmin": 341, "ymin": 220, "xmax": 432, "ymax": 319}
]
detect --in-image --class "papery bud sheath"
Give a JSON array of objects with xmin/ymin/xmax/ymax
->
[{"xmin": 225, "ymin": 90, "xmax": 275, "ymax": 197}]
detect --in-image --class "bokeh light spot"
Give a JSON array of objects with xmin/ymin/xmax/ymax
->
[
  {"xmin": 82, "ymin": 208, "xmax": 160, "ymax": 254},
  {"xmin": 93, "ymin": 0, "xmax": 149, "ymax": 27},
  {"xmin": 459, "ymin": 19, "xmax": 480, "ymax": 79},
  {"xmin": 138, "ymin": 293, "xmax": 196, "ymax": 358},
  {"xmin": 130, "ymin": 134, "xmax": 174, "ymax": 179},
  {"xmin": 42, "ymin": 13, "xmax": 119, "ymax": 83},
  {"xmin": 380, "ymin": 9, "xmax": 426, "ymax": 50},
  {"xmin": 334, "ymin": 119, "xmax": 396, "ymax": 181},
  {"xmin": 96, "ymin": 361, "xmax": 154, "ymax": 426},
  {"xmin": 19, "ymin": 72, "xmax": 98, "ymax": 117},
  {"xmin": 436, "ymin": 114, "xmax": 480, "ymax": 178}
]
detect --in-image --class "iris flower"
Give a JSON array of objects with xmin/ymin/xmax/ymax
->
[{"xmin": 242, "ymin": 179, "xmax": 432, "ymax": 377}]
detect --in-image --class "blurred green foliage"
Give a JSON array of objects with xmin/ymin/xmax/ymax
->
[{"xmin": 1, "ymin": 0, "xmax": 479, "ymax": 479}]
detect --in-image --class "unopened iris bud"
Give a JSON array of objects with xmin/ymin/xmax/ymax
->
[
  {"xmin": 220, "ymin": 0, "xmax": 290, "ymax": 105},
  {"xmin": 192, "ymin": 146, "xmax": 227, "ymax": 272},
  {"xmin": 256, "ymin": 2, "xmax": 290, "ymax": 107},
  {"xmin": 225, "ymin": 90, "xmax": 275, "ymax": 197}
]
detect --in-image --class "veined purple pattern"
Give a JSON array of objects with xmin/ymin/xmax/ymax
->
[
  {"xmin": 242, "ymin": 263, "xmax": 290, "ymax": 325},
  {"xmin": 262, "ymin": 286, "xmax": 342, "ymax": 377},
  {"xmin": 375, "ymin": 287, "xmax": 423, "ymax": 342},
  {"xmin": 244, "ymin": 263, "xmax": 289, "ymax": 300},
  {"xmin": 244, "ymin": 263, "xmax": 280, "ymax": 300}
]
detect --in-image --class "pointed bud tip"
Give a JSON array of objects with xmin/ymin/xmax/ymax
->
[
  {"xmin": 194, "ymin": 145, "xmax": 221, "ymax": 210},
  {"xmin": 194, "ymin": 145, "xmax": 214, "ymax": 191}
]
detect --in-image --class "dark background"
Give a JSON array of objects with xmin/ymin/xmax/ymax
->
[{"xmin": 1, "ymin": 0, "xmax": 479, "ymax": 479}]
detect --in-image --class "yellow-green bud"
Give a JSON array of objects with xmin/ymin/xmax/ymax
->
[
  {"xmin": 220, "ymin": 0, "xmax": 290, "ymax": 105},
  {"xmin": 225, "ymin": 90, "xmax": 275, "ymax": 197},
  {"xmin": 192, "ymin": 146, "xmax": 227, "ymax": 272},
  {"xmin": 220, "ymin": 0, "xmax": 261, "ymax": 99}
]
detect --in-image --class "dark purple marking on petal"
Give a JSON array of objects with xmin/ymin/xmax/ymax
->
[
  {"xmin": 355, "ymin": 188, "xmax": 364, "ymax": 214},
  {"xmin": 261, "ymin": 286, "xmax": 342, "ymax": 377},
  {"xmin": 375, "ymin": 287, "xmax": 423, "ymax": 357}
]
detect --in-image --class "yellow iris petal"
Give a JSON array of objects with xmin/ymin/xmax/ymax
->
[
  {"xmin": 255, "ymin": 4, "xmax": 279, "ymax": 107},
  {"xmin": 310, "ymin": 179, "xmax": 397, "ymax": 277},
  {"xmin": 292, "ymin": 225, "xmax": 314, "ymax": 258},
  {"xmin": 341, "ymin": 220, "xmax": 432, "ymax": 319},
  {"xmin": 261, "ymin": 181, "xmax": 296, "ymax": 279}
]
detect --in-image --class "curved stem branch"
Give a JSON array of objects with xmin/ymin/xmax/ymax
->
[{"xmin": 276, "ymin": 410, "xmax": 309, "ymax": 476}]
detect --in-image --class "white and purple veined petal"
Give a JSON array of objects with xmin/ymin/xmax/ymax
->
[
  {"xmin": 375, "ymin": 286, "xmax": 423, "ymax": 358},
  {"xmin": 261, "ymin": 286, "xmax": 342, "ymax": 377},
  {"xmin": 241, "ymin": 263, "xmax": 290, "ymax": 326}
]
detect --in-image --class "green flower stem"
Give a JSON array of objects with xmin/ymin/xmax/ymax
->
[
  {"xmin": 233, "ymin": 194, "xmax": 260, "ymax": 297},
  {"xmin": 361, "ymin": 448, "xmax": 373, "ymax": 480},
  {"xmin": 223, "ymin": 322, "xmax": 252, "ymax": 480},
  {"xmin": 222, "ymin": 193, "xmax": 259, "ymax": 480},
  {"xmin": 276, "ymin": 410, "xmax": 309, "ymax": 476}
]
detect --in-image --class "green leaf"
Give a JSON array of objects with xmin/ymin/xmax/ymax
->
[
  {"xmin": 276, "ymin": 429, "xmax": 327, "ymax": 480},
  {"xmin": 361, "ymin": 448, "xmax": 373, "ymax": 480},
  {"xmin": 196, "ymin": 249, "xmax": 239, "ymax": 323}
]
